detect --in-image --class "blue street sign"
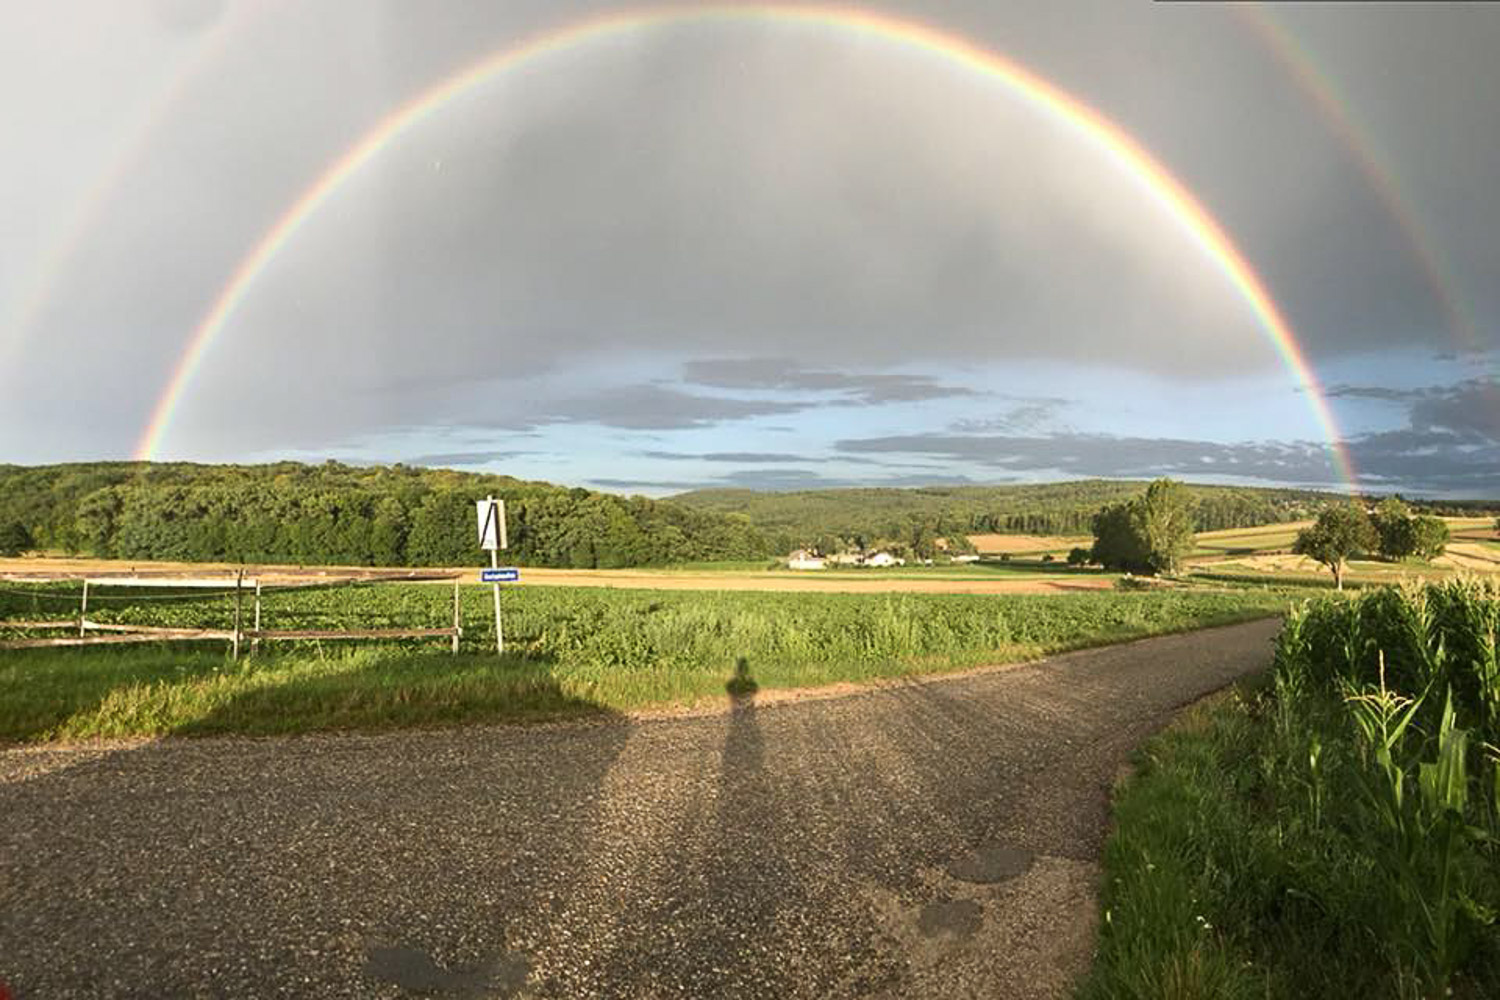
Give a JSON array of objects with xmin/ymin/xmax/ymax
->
[{"xmin": 481, "ymin": 568, "xmax": 520, "ymax": 583}]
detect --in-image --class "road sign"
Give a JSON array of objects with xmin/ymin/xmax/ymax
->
[
  {"xmin": 476, "ymin": 495, "xmax": 511, "ymax": 654},
  {"xmin": 476, "ymin": 497, "xmax": 507, "ymax": 551}
]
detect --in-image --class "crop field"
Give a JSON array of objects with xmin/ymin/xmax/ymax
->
[
  {"xmin": 1184, "ymin": 517, "xmax": 1500, "ymax": 589},
  {"xmin": 964, "ymin": 533, "xmax": 1090, "ymax": 555},
  {"xmin": 1189, "ymin": 521, "xmax": 1310, "ymax": 556},
  {"xmin": 1087, "ymin": 579, "xmax": 1500, "ymax": 998},
  {"xmin": 0, "ymin": 580, "xmax": 1300, "ymax": 742}
]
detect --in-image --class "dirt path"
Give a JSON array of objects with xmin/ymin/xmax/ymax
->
[
  {"xmin": 0, "ymin": 555, "xmax": 1112, "ymax": 594},
  {"xmin": 0, "ymin": 619, "xmax": 1280, "ymax": 999}
]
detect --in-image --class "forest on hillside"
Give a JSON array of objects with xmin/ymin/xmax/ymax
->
[
  {"xmin": 5, "ymin": 465, "xmax": 1488, "ymax": 569},
  {"xmin": 0, "ymin": 462, "xmax": 767, "ymax": 568},
  {"xmin": 672, "ymin": 481, "xmax": 1344, "ymax": 555}
]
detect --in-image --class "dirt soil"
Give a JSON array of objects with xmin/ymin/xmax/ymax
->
[
  {"xmin": 0, "ymin": 619, "xmax": 1281, "ymax": 999},
  {"xmin": 964, "ymin": 534, "xmax": 1089, "ymax": 555},
  {"xmin": 1436, "ymin": 542, "xmax": 1500, "ymax": 572},
  {"xmin": 0, "ymin": 556, "xmax": 1113, "ymax": 595}
]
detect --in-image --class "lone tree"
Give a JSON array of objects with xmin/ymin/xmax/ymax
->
[
  {"xmin": 1131, "ymin": 478, "xmax": 1197, "ymax": 574},
  {"xmin": 1372, "ymin": 496, "xmax": 1417, "ymax": 560},
  {"xmin": 1089, "ymin": 478, "xmax": 1197, "ymax": 575},
  {"xmin": 1411, "ymin": 515, "xmax": 1450, "ymax": 561},
  {"xmin": 1090, "ymin": 502, "xmax": 1144, "ymax": 572},
  {"xmin": 1293, "ymin": 502, "xmax": 1377, "ymax": 590},
  {"xmin": 1371, "ymin": 497, "xmax": 1449, "ymax": 562}
]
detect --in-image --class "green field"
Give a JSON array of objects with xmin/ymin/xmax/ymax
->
[
  {"xmin": 0, "ymin": 581, "xmax": 1299, "ymax": 742},
  {"xmin": 1190, "ymin": 522, "xmax": 1307, "ymax": 556}
]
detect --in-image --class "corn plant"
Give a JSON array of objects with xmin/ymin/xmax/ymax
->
[{"xmin": 1344, "ymin": 675, "xmax": 1488, "ymax": 994}]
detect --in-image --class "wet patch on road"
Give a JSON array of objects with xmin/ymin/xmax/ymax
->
[
  {"xmin": 947, "ymin": 844, "xmax": 1035, "ymax": 884},
  {"xmin": 916, "ymin": 897, "xmax": 983, "ymax": 939},
  {"xmin": 363, "ymin": 944, "xmax": 530, "ymax": 997}
]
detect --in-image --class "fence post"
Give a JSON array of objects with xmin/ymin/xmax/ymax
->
[
  {"xmin": 451, "ymin": 580, "xmax": 461, "ymax": 655},
  {"xmin": 79, "ymin": 579, "xmax": 89, "ymax": 637},
  {"xmin": 231, "ymin": 570, "xmax": 244, "ymax": 660},
  {"xmin": 251, "ymin": 579, "xmax": 262, "ymax": 655}
]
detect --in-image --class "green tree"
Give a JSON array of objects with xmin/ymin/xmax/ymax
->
[
  {"xmin": 945, "ymin": 534, "xmax": 978, "ymax": 555},
  {"xmin": 1411, "ymin": 515, "xmax": 1450, "ymax": 561},
  {"xmin": 1372, "ymin": 496, "xmax": 1417, "ymax": 560},
  {"xmin": 369, "ymin": 496, "xmax": 409, "ymax": 566},
  {"xmin": 910, "ymin": 523, "xmax": 939, "ymax": 562},
  {"xmin": 1130, "ymin": 478, "xmax": 1197, "ymax": 574},
  {"xmin": 1090, "ymin": 502, "xmax": 1146, "ymax": 573},
  {"xmin": 74, "ymin": 487, "xmax": 124, "ymax": 557},
  {"xmin": 0, "ymin": 520, "xmax": 34, "ymax": 556},
  {"xmin": 1293, "ymin": 502, "xmax": 1377, "ymax": 590},
  {"xmin": 1066, "ymin": 546, "xmax": 1091, "ymax": 567},
  {"xmin": 1089, "ymin": 478, "xmax": 1196, "ymax": 575}
]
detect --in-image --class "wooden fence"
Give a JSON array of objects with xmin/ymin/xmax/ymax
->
[{"xmin": 0, "ymin": 574, "xmax": 463, "ymax": 655}]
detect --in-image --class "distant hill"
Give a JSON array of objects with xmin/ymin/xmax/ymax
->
[
  {"xmin": 671, "ymin": 481, "xmax": 1342, "ymax": 554},
  {"xmin": 0, "ymin": 462, "xmax": 767, "ymax": 569}
]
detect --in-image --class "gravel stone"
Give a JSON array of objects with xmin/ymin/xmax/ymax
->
[{"xmin": 0, "ymin": 618, "xmax": 1279, "ymax": 999}]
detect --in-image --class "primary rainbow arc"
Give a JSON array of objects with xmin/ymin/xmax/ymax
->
[{"xmin": 133, "ymin": 3, "xmax": 1359, "ymax": 491}]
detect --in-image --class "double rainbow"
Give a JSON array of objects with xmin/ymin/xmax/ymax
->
[{"xmin": 132, "ymin": 3, "xmax": 1358, "ymax": 489}]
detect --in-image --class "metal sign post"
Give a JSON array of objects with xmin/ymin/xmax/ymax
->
[{"xmin": 477, "ymin": 496, "xmax": 508, "ymax": 654}]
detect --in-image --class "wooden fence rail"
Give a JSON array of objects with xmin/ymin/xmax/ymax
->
[
  {"xmin": 0, "ymin": 578, "xmax": 465, "ymax": 654},
  {"xmin": 0, "ymin": 630, "xmax": 234, "ymax": 649},
  {"xmin": 245, "ymin": 627, "xmax": 460, "ymax": 641},
  {"xmin": 0, "ymin": 624, "xmax": 461, "ymax": 651}
]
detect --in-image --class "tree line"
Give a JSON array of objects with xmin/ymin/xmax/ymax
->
[
  {"xmin": 0, "ymin": 462, "xmax": 768, "ymax": 568},
  {"xmin": 1293, "ymin": 497, "xmax": 1451, "ymax": 589},
  {"xmin": 676, "ymin": 480, "xmax": 1343, "ymax": 555},
  {"xmin": 1079, "ymin": 482, "xmax": 1463, "ymax": 587}
]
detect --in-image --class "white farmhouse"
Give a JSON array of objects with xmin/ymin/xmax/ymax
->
[
  {"xmin": 863, "ymin": 551, "xmax": 905, "ymax": 568},
  {"xmin": 787, "ymin": 549, "xmax": 827, "ymax": 570}
]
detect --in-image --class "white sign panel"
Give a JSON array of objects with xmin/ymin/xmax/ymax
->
[{"xmin": 476, "ymin": 497, "xmax": 507, "ymax": 551}]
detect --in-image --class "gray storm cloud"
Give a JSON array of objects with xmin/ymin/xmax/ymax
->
[
  {"xmin": 0, "ymin": 1, "xmax": 1495, "ymax": 484},
  {"xmin": 156, "ymin": 17, "xmax": 1293, "ymax": 449}
]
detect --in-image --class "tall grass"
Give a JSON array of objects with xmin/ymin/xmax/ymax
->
[
  {"xmin": 0, "ymin": 585, "xmax": 1292, "ymax": 742},
  {"xmin": 1084, "ymin": 579, "xmax": 1500, "ymax": 999}
]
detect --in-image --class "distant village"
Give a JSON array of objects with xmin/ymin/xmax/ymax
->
[{"xmin": 784, "ymin": 544, "xmax": 981, "ymax": 570}]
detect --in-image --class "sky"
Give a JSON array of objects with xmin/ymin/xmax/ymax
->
[{"xmin": 2, "ymin": 0, "xmax": 1497, "ymax": 496}]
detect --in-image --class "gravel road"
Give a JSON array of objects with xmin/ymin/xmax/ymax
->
[{"xmin": 0, "ymin": 618, "xmax": 1280, "ymax": 999}]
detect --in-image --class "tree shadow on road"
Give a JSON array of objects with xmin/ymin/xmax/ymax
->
[
  {"xmin": 173, "ymin": 646, "xmax": 603, "ymax": 737},
  {"xmin": 0, "ymin": 669, "xmax": 632, "ymax": 999}
]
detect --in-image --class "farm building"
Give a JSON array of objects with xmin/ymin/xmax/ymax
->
[
  {"xmin": 787, "ymin": 549, "xmax": 827, "ymax": 570},
  {"xmin": 863, "ymin": 552, "xmax": 904, "ymax": 568}
]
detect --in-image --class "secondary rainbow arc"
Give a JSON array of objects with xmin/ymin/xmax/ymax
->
[
  {"xmin": 1, "ymin": 2, "xmax": 270, "ymax": 372},
  {"xmin": 133, "ymin": 3, "xmax": 1359, "ymax": 491},
  {"xmin": 1236, "ymin": 5, "xmax": 1482, "ymax": 359}
]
